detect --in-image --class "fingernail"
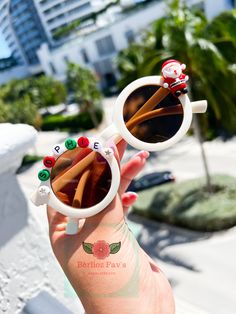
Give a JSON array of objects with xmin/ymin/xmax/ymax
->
[
  {"xmin": 133, "ymin": 150, "xmax": 150, "ymax": 160},
  {"xmin": 126, "ymin": 191, "xmax": 138, "ymax": 200},
  {"xmin": 122, "ymin": 192, "xmax": 138, "ymax": 205}
]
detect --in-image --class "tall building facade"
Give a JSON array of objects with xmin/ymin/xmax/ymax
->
[
  {"xmin": 0, "ymin": 0, "xmax": 50, "ymax": 66},
  {"xmin": 0, "ymin": 0, "xmax": 25, "ymax": 66},
  {"xmin": 37, "ymin": 0, "xmax": 113, "ymax": 40},
  {"xmin": 9, "ymin": 0, "xmax": 49, "ymax": 65},
  {"xmin": 0, "ymin": 0, "xmax": 115, "ymax": 68}
]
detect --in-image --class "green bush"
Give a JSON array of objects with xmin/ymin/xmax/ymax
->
[
  {"xmin": 41, "ymin": 109, "xmax": 103, "ymax": 131},
  {"xmin": 133, "ymin": 175, "xmax": 236, "ymax": 231},
  {"xmin": 0, "ymin": 100, "xmax": 11, "ymax": 122},
  {"xmin": 0, "ymin": 75, "xmax": 66, "ymax": 108},
  {"xmin": 0, "ymin": 97, "xmax": 42, "ymax": 129},
  {"xmin": 0, "ymin": 75, "xmax": 67, "ymax": 128}
]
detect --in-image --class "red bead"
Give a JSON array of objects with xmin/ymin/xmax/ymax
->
[
  {"xmin": 78, "ymin": 136, "xmax": 89, "ymax": 148},
  {"xmin": 43, "ymin": 156, "xmax": 56, "ymax": 168}
]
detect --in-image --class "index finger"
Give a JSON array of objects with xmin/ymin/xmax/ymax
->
[
  {"xmin": 117, "ymin": 139, "xmax": 127, "ymax": 160},
  {"xmin": 108, "ymin": 139, "xmax": 127, "ymax": 161}
]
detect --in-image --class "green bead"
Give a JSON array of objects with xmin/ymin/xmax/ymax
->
[
  {"xmin": 65, "ymin": 138, "xmax": 77, "ymax": 150},
  {"xmin": 38, "ymin": 169, "xmax": 50, "ymax": 181}
]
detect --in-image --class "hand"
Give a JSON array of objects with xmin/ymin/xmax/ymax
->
[{"xmin": 47, "ymin": 141, "xmax": 175, "ymax": 314}]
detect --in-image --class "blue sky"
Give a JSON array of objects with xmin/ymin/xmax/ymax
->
[{"xmin": 0, "ymin": 33, "xmax": 11, "ymax": 58}]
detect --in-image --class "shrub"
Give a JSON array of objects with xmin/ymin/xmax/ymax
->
[
  {"xmin": 0, "ymin": 100, "xmax": 11, "ymax": 123},
  {"xmin": 0, "ymin": 97, "xmax": 42, "ymax": 129},
  {"xmin": 0, "ymin": 76, "xmax": 66, "ymax": 108},
  {"xmin": 133, "ymin": 175, "xmax": 236, "ymax": 231},
  {"xmin": 41, "ymin": 109, "xmax": 103, "ymax": 131}
]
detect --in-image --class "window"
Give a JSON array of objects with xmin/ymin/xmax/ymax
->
[
  {"xmin": 125, "ymin": 30, "xmax": 135, "ymax": 44},
  {"xmin": 192, "ymin": 1, "xmax": 204, "ymax": 11},
  {"xmin": 95, "ymin": 35, "xmax": 116, "ymax": 57},
  {"xmin": 81, "ymin": 48, "xmax": 89, "ymax": 63},
  {"xmin": 63, "ymin": 55, "xmax": 69, "ymax": 63},
  {"xmin": 230, "ymin": 0, "xmax": 236, "ymax": 7},
  {"xmin": 93, "ymin": 58, "xmax": 113, "ymax": 75},
  {"xmin": 49, "ymin": 61, "xmax": 56, "ymax": 74}
]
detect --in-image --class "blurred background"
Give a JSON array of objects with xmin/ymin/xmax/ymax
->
[{"xmin": 0, "ymin": 0, "xmax": 236, "ymax": 313}]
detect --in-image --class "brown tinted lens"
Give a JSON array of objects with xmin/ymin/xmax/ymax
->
[
  {"xmin": 50, "ymin": 147, "xmax": 112, "ymax": 209},
  {"xmin": 123, "ymin": 85, "xmax": 184, "ymax": 143}
]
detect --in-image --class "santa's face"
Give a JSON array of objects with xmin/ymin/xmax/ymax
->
[{"xmin": 162, "ymin": 63, "xmax": 182, "ymax": 78}]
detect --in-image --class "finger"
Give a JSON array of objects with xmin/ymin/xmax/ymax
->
[
  {"xmin": 107, "ymin": 139, "xmax": 127, "ymax": 161},
  {"xmin": 119, "ymin": 150, "xmax": 149, "ymax": 195},
  {"xmin": 116, "ymin": 139, "xmax": 127, "ymax": 160},
  {"xmin": 122, "ymin": 192, "xmax": 138, "ymax": 215}
]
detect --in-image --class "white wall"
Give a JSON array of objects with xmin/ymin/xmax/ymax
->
[
  {"xmin": 37, "ymin": 1, "xmax": 166, "ymax": 84},
  {"xmin": 0, "ymin": 65, "xmax": 30, "ymax": 85},
  {"xmin": 205, "ymin": 0, "xmax": 232, "ymax": 19},
  {"xmin": 1, "ymin": 0, "xmax": 232, "ymax": 86}
]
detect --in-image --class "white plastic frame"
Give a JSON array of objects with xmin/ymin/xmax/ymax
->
[
  {"xmin": 112, "ymin": 76, "xmax": 206, "ymax": 151},
  {"xmin": 31, "ymin": 139, "xmax": 120, "ymax": 228},
  {"xmin": 31, "ymin": 75, "xmax": 207, "ymax": 233},
  {"xmin": 48, "ymin": 148, "xmax": 120, "ymax": 219}
]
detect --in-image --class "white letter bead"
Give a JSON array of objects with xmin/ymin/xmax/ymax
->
[
  {"xmin": 52, "ymin": 144, "xmax": 66, "ymax": 157},
  {"xmin": 89, "ymin": 139, "xmax": 102, "ymax": 151}
]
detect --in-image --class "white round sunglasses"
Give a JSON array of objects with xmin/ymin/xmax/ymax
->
[{"xmin": 31, "ymin": 75, "xmax": 207, "ymax": 234}]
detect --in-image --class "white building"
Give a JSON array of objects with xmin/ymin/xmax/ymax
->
[
  {"xmin": 37, "ymin": 0, "xmax": 235, "ymax": 89},
  {"xmin": 0, "ymin": 0, "xmax": 235, "ymax": 86},
  {"xmin": 35, "ymin": 0, "xmax": 115, "ymax": 42},
  {"xmin": 0, "ymin": 0, "xmax": 115, "ymax": 84},
  {"xmin": 37, "ymin": 1, "xmax": 167, "ymax": 89}
]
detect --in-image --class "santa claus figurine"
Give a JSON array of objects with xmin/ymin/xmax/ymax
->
[{"xmin": 160, "ymin": 59, "xmax": 189, "ymax": 97}]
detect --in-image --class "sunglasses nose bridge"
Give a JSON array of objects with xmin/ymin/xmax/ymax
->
[{"xmin": 99, "ymin": 124, "xmax": 120, "ymax": 143}]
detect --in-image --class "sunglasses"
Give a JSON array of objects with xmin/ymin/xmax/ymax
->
[{"xmin": 31, "ymin": 74, "xmax": 207, "ymax": 234}]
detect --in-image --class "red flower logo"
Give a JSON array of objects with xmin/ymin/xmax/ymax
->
[
  {"xmin": 82, "ymin": 240, "xmax": 121, "ymax": 259},
  {"xmin": 92, "ymin": 240, "xmax": 110, "ymax": 259}
]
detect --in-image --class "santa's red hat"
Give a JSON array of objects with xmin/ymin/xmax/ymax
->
[{"xmin": 162, "ymin": 59, "xmax": 181, "ymax": 71}]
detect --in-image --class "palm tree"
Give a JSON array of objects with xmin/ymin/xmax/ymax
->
[
  {"xmin": 66, "ymin": 62, "xmax": 102, "ymax": 128},
  {"xmin": 117, "ymin": 0, "xmax": 236, "ymax": 192},
  {"xmin": 118, "ymin": 0, "xmax": 236, "ymax": 133}
]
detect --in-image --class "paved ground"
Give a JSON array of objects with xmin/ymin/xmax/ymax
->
[
  {"xmin": 128, "ymin": 215, "xmax": 236, "ymax": 314},
  {"xmin": 1, "ymin": 97, "xmax": 236, "ymax": 313}
]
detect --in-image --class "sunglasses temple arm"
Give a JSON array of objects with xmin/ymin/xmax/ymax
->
[
  {"xmin": 99, "ymin": 100, "xmax": 208, "ymax": 140},
  {"xmin": 99, "ymin": 88, "xmax": 170, "ymax": 142},
  {"xmin": 191, "ymin": 100, "xmax": 208, "ymax": 113},
  {"xmin": 53, "ymin": 100, "xmax": 208, "ymax": 193},
  {"xmin": 99, "ymin": 87, "xmax": 171, "ymax": 142},
  {"xmin": 72, "ymin": 167, "xmax": 91, "ymax": 208},
  {"xmin": 126, "ymin": 100, "xmax": 208, "ymax": 130}
]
